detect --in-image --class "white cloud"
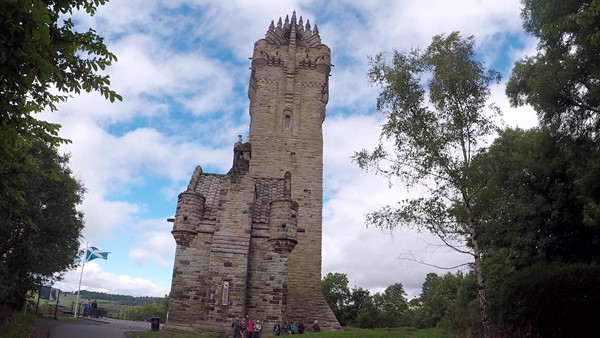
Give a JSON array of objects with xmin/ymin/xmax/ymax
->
[
  {"xmin": 129, "ymin": 231, "xmax": 176, "ymax": 268},
  {"xmin": 55, "ymin": 262, "xmax": 170, "ymax": 297}
]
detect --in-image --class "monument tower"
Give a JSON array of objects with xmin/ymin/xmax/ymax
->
[{"xmin": 166, "ymin": 12, "xmax": 339, "ymax": 336}]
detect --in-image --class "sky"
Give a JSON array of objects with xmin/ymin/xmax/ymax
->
[{"xmin": 50, "ymin": 0, "xmax": 539, "ymax": 299}]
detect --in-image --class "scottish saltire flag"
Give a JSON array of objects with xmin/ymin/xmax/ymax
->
[{"xmin": 85, "ymin": 246, "xmax": 110, "ymax": 262}]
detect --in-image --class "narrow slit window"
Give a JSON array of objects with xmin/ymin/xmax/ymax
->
[
  {"xmin": 284, "ymin": 115, "xmax": 291, "ymax": 129},
  {"xmin": 222, "ymin": 281, "xmax": 229, "ymax": 305}
]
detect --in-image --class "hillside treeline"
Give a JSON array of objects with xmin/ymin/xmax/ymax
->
[{"xmin": 70, "ymin": 290, "xmax": 164, "ymax": 306}]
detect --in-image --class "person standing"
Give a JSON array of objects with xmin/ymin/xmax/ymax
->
[
  {"xmin": 232, "ymin": 318, "xmax": 240, "ymax": 338},
  {"xmin": 290, "ymin": 321, "xmax": 297, "ymax": 334},
  {"xmin": 298, "ymin": 321, "xmax": 305, "ymax": 334},
  {"xmin": 282, "ymin": 320, "xmax": 289, "ymax": 336},
  {"xmin": 254, "ymin": 320, "xmax": 262, "ymax": 338},
  {"xmin": 273, "ymin": 321, "xmax": 281, "ymax": 336},
  {"xmin": 312, "ymin": 320, "xmax": 320, "ymax": 332},
  {"xmin": 240, "ymin": 318, "xmax": 248, "ymax": 338},
  {"xmin": 247, "ymin": 316, "xmax": 255, "ymax": 338}
]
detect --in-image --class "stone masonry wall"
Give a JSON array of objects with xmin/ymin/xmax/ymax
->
[{"xmin": 248, "ymin": 14, "xmax": 340, "ymax": 330}]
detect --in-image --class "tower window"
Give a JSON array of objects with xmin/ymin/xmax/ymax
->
[
  {"xmin": 222, "ymin": 281, "xmax": 229, "ymax": 305},
  {"xmin": 284, "ymin": 115, "xmax": 291, "ymax": 129}
]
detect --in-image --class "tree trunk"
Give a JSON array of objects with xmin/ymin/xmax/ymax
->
[{"xmin": 465, "ymin": 203, "xmax": 490, "ymax": 337}]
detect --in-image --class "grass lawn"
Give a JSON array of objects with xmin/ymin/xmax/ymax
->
[{"xmin": 127, "ymin": 327, "xmax": 452, "ymax": 338}]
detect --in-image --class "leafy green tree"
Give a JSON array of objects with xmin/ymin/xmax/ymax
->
[
  {"xmin": 0, "ymin": 140, "xmax": 85, "ymax": 309},
  {"xmin": 379, "ymin": 283, "xmax": 408, "ymax": 327},
  {"xmin": 345, "ymin": 286, "xmax": 371, "ymax": 325},
  {"xmin": 472, "ymin": 128, "xmax": 600, "ymax": 267},
  {"xmin": 468, "ymin": 127, "xmax": 600, "ymax": 334},
  {"xmin": 321, "ymin": 272, "xmax": 351, "ymax": 324},
  {"xmin": 0, "ymin": 0, "xmax": 120, "ymax": 240},
  {"xmin": 506, "ymin": 0, "xmax": 600, "ymax": 139},
  {"xmin": 414, "ymin": 273, "xmax": 461, "ymax": 328},
  {"xmin": 354, "ymin": 32, "xmax": 501, "ymax": 336},
  {"xmin": 355, "ymin": 296, "xmax": 380, "ymax": 329}
]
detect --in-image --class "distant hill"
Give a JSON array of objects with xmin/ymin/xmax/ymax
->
[{"xmin": 65, "ymin": 290, "xmax": 165, "ymax": 306}]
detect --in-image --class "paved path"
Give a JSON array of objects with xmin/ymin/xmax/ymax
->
[{"xmin": 34, "ymin": 317, "xmax": 156, "ymax": 338}]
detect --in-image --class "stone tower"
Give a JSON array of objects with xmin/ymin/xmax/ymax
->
[{"xmin": 166, "ymin": 12, "xmax": 339, "ymax": 337}]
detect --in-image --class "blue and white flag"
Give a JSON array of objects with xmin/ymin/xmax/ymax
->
[{"xmin": 85, "ymin": 246, "xmax": 110, "ymax": 262}]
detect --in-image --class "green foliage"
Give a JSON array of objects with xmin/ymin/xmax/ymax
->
[
  {"xmin": 376, "ymin": 283, "xmax": 409, "ymax": 328},
  {"xmin": 355, "ymin": 32, "xmax": 501, "ymax": 335},
  {"xmin": 507, "ymin": 0, "xmax": 600, "ymax": 139},
  {"xmin": 344, "ymin": 286, "xmax": 370, "ymax": 325},
  {"xmin": 321, "ymin": 272, "xmax": 351, "ymax": 324},
  {"xmin": 74, "ymin": 290, "xmax": 165, "ymax": 306},
  {"xmin": 355, "ymin": 297, "xmax": 380, "ymax": 329},
  {"xmin": 0, "ymin": 140, "xmax": 85, "ymax": 309},
  {"xmin": 0, "ymin": 1, "xmax": 120, "ymax": 291},
  {"xmin": 0, "ymin": 313, "xmax": 37, "ymax": 338},
  {"xmin": 497, "ymin": 263, "xmax": 600, "ymax": 337},
  {"xmin": 355, "ymin": 30, "xmax": 501, "ymax": 266},
  {"xmin": 473, "ymin": 128, "xmax": 600, "ymax": 266},
  {"xmin": 123, "ymin": 297, "xmax": 168, "ymax": 322}
]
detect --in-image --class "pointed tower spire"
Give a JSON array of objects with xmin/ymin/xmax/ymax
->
[
  {"xmin": 269, "ymin": 20, "xmax": 275, "ymax": 30},
  {"xmin": 277, "ymin": 17, "xmax": 283, "ymax": 28},
  {"xmin": 313, "ymin": 23, "xmax": 319, "ymax": 35},
  {"xmin": 306, "ymin": 19, "xmax": 311, "ymax": 31},
  {"xmin": 298, "ymin": 16, "xmax": 303, "ymax": 27},
  {"xmin": 291, "ymin": 11, "xmax": 297, "ymax": 24},
  {"xmin": 284, "ymin": 14, "xmax": 289, "ymax": 25}
]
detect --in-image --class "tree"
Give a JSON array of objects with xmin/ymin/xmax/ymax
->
[
  {"xmin": 0, "ymin": 0, "xmax": 121, "ymax": 232},
  {"xmin": 506, "ymin": 0, "xmax": 600, "ymax": 139},
  {"xmin": 0, "ymin": 140, "xmax": 85, "ymax": 309},
  {"xmin": 379, "ymin": 283, "xmax": 408, "ymax": 327},
  {"xmin": 355, "ymin": 296, "xmax": 380, "ymax": 329},
  {"xmin": 321, "ymin": 272, "xmax": 351, "ymax": 324},
  {"xmin": 345, "ymin": 286, "xmax": 371, "ymax": 325},
  {"xmin": 472, "ymin": 128, "xmax": 600, "ymax": 267},
  {"xmin": 354, "ymin": 32, "xmax": 501, "ymax": 336}
]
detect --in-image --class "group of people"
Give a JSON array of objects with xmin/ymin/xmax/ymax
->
[
  {"xmin": 82, "ymin": 299, "xmax": 100, "ymax": 318},
  {"xmin": 232, "ymin": 317, "xmax": 320, "ymax": 337},
  {"xmin": 231, "ymin": 315, "xmax": 262, "ymax": 338},
  {"xmin": 272, "ymin": 319, "xmax": 320, "ymax": 336}
]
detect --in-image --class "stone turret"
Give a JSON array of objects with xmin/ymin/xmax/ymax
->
[{"xmin": 172, "ymin": 166, "xmax": 206, "ymax": 246}]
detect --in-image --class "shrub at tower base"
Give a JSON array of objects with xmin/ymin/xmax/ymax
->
[{"xmin": 495, "ymin": 263, "xmax": 600, "ymax": 337}]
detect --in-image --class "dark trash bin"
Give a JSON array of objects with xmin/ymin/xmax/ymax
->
[{"xmin": 150, "ymin": 316, "xmax": 160, "ymax": 331}]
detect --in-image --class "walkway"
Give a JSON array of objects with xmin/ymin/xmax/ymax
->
[{"xmin": 33, "ymin": 317, "xmax": 155, "ymax": 338}]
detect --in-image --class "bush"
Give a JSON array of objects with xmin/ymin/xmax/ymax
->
[{"xmin": 497, "ymin": 263, "xmax": 600, "ymax": 337}]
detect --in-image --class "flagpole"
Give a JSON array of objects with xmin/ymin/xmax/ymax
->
[{"xmin": 74, "ymin": 242, "xmax": 88, "ymax": 319}]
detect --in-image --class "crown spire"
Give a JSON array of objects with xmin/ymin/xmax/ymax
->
[
  {"xmin": 277, "ymin": 17, "xmax": 282, "ymax": 28},
  {"xmin": 306, "ymin": 19, "xmax": 311, "ymax": 31},
  {"xmin": 269, "ymin": 20, "xmax": 275, "ymax": 31}
]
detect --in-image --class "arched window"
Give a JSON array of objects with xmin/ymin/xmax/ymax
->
[
  {"xmin": 222, "ymin": 281, "xmax": 229, "ymax": 305},
  {"xmin": 284, "ymin": 115, "xmax": 291, "ymax": 129}
]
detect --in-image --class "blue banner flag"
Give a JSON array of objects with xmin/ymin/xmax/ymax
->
[{"xmin": 85, "ymin": 246, "xmax": 110, "ymax": 262}]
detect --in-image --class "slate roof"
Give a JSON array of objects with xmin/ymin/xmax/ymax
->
[
  {"xmin": 190, "ymin": 173, "xmax": 286, "ymax": 223},
  {"xmin": 253, "ymin": 178, "xmax": 286, "ymax": 223},
  {"xmin": 191, "ymin": 173, "xmax": 224, "ymax": 220}
]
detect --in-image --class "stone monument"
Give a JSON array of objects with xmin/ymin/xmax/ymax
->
[{"xmin": 166, "ymin": 12, "xmax": 340, "ymax": 336}]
